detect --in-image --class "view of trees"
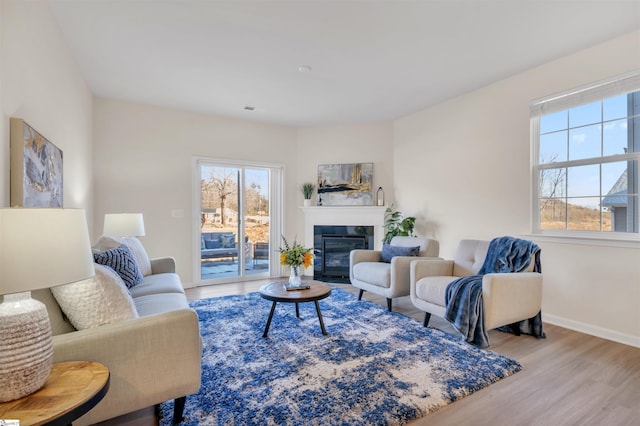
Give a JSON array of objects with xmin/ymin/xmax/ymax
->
[
  {"xmin": 200, "ymin": 168, "xmax": 270, "ymax": 243},
  {"xmin": 200, "ymin": 172, "xmax": 269, "ymax": 225}
]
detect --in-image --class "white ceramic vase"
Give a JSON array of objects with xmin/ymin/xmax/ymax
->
[
  {"xmin": 0, "ymin": 292, "xmax": 53, "ymax": 402},
  {"xmin": 289, "ymin": 266, "xmax": 302, "ymax": 287}
]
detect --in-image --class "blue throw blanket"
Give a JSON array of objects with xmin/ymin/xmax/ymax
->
[{"xmin": 444, "ymin": 237, "xmax": 545, "ymax": 348}]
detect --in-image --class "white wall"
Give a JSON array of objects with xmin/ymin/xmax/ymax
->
[
  {"xmin": 93, "ymin": 98, "xmax": 298, "ymax": 284},
  {"xmin": 0, "ymin": 0, "xmax": 93, "ymax": 222},
  {"xmin": 394, "ymin": 31, "xmax": 640, "ymax": 347},
  {"xmin": 295, "ymin": 123, "xmax": 394, "ymax": 239},
  {"xmin": 93, "ymin": 100, "xmax": 395, "ymax": 285}
]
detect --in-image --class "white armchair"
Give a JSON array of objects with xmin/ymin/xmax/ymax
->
[
  {"xmin": 410, "ymin": 239, "xmax": 542, "ymax": 337},
  {"xmin": 350, "ymin": 236, "xmax": 440, "ymax": 312}
]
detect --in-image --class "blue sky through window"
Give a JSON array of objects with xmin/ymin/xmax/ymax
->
[{"xmin": 539, "ymin": 93, "xmax": 633, "ymax": 209}]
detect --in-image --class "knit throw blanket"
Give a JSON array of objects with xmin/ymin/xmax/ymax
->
[{"xmin": 444, "ymin": 236, "xmax": 545, "ymax": 348}]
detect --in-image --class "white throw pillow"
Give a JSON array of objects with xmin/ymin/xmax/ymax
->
[
  {"xmin": 94, "ymin": 235, "xmax": 152, "ymax": 276},
  {"xmin": 52, "ymin": 264, "xmax": 138, "ymax": 330}
]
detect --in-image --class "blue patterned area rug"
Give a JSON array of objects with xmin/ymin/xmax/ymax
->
[{"xmin": 159, "ymin": 287, "xmax": 521, "ymax": 425}]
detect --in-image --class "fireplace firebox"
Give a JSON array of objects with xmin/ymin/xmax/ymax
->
[{"xmin": 313, "ymin": 225, "xmax": 374, "ymax": 283}]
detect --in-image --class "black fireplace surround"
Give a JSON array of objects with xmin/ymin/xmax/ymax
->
[{"xmin": 313, "ymin": 225, "xmax": 374, "ymax": 283}]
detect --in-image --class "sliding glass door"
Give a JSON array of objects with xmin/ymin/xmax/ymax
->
[{"xmin": 195, "ymin": 158, "xmax": 282, "ymax": 285}]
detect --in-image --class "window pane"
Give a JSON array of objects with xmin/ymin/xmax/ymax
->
[
  {"xmin": 567, "ymin": 164, "xmax": 599, "ymax": 197},
  {"xmin": 245, "ymin": 168, "xmax": 270, "ymax": 273},
  {"xmin": 567, "ymin": 197, "xmax": 601, "ymax": 231},
  {"xmin": 539, "ymin": 199, "xmax": 566, "ymax": 230},
  {"xmin": 603, "ymin": 119, "xmax": 629, "ymax": 156},
  {"xmin": 539, "ymin": 168, "xmax": 566, "ymax": 198},
  {"xmin": 200, "ymin": 166, "xmax": 241, "ymax": 281},
  {"xmin": 569, "ymin": 101, "xmax": 601, "ymax": 127},
  {"xmin": 601, "ymin": 162, "xmax": 637, "ymax": 233},
  {"xmin": 602, "ymin": 162, "xmax": 627, "ymax": 198},
  {"xmin": 540, "ymin": 110, "xmax": 567, "ymax": 133},
  {"xmin": 569, "ymin": 124, "xmax": 601, "ymax": 161},
  {"xmin": 603, "ymin": 94, "xmax": 627, "ymax": 121},
  {"xmin": 540, "ymin": 131, "xmax": 567, "ymax": 163},
  {"xmin": 603, "ymin": 195, "xmax": 637, "ymax": 232}
]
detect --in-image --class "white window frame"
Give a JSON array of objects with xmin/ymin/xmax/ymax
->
[{"xmin": 530, "ymin": 71, "xmax": 640, "ymax": 246}]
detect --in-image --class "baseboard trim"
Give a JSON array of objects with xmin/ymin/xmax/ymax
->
[{"xmin": 543, "ymin": 313, "xmax": 640, "ymax": 349}]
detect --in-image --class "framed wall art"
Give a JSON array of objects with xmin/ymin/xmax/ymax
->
[
  {"xmin": 10, "ymin": 118, "xmax": 63, "ymax": 207},
  {"xmin": 317, "ymin": 162, "xmax": 373, "ymax": 206}
]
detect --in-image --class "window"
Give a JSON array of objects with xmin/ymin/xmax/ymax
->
[
  {"xmin": 531, "ymin": 72, "xmax": 640, "ymax": 239},
  {"xmin": 193, "ymin": 157, "xmax": 284, "ymax": 285}
]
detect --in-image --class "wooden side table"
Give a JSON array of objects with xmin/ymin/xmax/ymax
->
[{"xmin": 0, "ymin": 361, "xmax": 110, "ymax": 426}]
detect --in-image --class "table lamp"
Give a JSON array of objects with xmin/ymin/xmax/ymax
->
[
  {"xmin": 0, "ymin": 208, "xmax": 95, "ymax": 402},
  {"xmin": 103, "ymin": 213, "xmax": 145, "ymax": 237}
]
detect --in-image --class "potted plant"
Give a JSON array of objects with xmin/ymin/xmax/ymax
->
[
  {"xmin": 300, "ymin": 182, "xmax": 315, "ymax": 206},
  {"xmin": 383, "ymin": 206, "xmax": 416, "ymax": 244}
]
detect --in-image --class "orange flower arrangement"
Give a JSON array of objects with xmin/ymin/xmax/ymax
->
[{"xmin": 279, "ymin": 236, "xmax": 314, "ymax": 268}]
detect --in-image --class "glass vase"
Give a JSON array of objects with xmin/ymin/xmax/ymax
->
[{"xmin": 289, "ymin": 266, "xmax": 302, "ymax": 287}]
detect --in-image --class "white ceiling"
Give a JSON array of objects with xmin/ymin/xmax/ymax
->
[{"xmin": 48, "ymin": 1, "xmax": 640, "ymax": 127}]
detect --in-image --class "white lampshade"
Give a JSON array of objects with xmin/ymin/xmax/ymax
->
[
  {"xmin": 0, "ymin": 208, "xmax": 95, "ymax": 402},
  {"xmin": 103, "ymin": 213, "xmax": 145, "ymax": 237},
  {"xmin": 0, "ymin": 208, "xmax": 95, "ymax": 295}
]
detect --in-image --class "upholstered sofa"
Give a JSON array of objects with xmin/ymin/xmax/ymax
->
[
  {"xmin": 32, "ymin": 254, "xmax": 202, "ymax": 425},
  {"xmin": 201, "ymin": 232, "xmax": 238, "ymax": 260}
]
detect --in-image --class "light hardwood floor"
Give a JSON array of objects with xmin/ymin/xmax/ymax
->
[{"xmin": 99, "ymin": 279, "xmax": 640, "ymax": 426}]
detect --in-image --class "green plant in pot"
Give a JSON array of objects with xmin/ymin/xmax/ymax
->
[
  {"xmin": 383, "ymin": 206, "xmax": 416, "ymax": 244},
  {"xmin": 300, "ymin": 182, "xmax": 315, "ymax": 206}
]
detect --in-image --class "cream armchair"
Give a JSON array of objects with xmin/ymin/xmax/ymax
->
[
  {"xmin": 410, "ymin": 239, "xmax": 542, "ymax": 338},
  {"xmin": 350, "ymin": 236, "xmax": 439, "ymax": 312}
]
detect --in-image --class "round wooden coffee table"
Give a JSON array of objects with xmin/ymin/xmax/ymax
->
[{"xmin": 259, "ymin": 280, "xmax": 332, "ymax": 337}]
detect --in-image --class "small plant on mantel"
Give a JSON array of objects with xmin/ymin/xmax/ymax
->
[
  {"xmin": 383, "ymin": 206, "xmax": 416, "ymax": 244},
  {"xmin": 300, "ymin": 182, "xmax": 315, "ymax": 200}
]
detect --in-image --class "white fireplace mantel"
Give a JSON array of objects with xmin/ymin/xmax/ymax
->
[{"xmin": 301, "ymin": 206, "xmax": 387, "ymax": 251}]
